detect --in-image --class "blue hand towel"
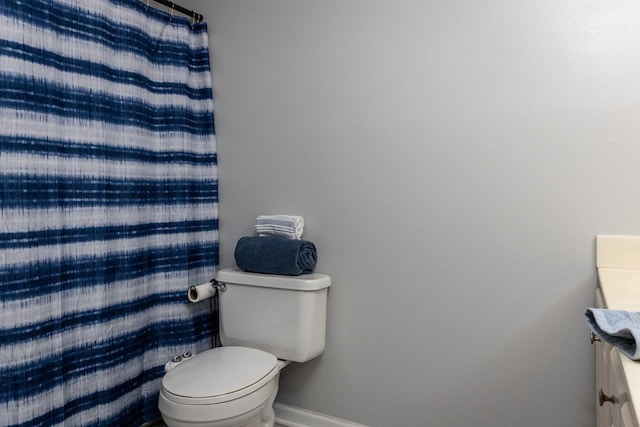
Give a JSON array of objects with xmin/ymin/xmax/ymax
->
[
  {"xmin": 585, "ymin": 308, "xmax": 640, "ymax": 360},
  {"xmin": 234, "ymin": 236, "xmax": 317, "ymax": 276}
]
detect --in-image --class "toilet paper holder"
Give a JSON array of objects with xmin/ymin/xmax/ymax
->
[
  {"xmin": 211, "ymin": 279, "xmax": 227, "ymax": 293},
  {"xmin": 188, "ymin": 279, "xmax": 226, "ymax": 303}
]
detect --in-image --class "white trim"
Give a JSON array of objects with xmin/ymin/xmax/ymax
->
[{"xmin": 274, "ymin": 402, "xmax": 369, "ymax": 427}]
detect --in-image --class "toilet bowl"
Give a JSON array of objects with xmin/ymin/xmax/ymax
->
[
  {"xmin": 158, "ymin": 268, "xmax": 331, "ymax": 427},
  {"xmin": 159, "ymin": 346, "xmax": 286, "ymax": 427}
]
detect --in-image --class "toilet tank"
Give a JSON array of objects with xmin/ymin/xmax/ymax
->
[{"xmin": 215, "ymin": 268, "xmax": 331, "ymax": 363}]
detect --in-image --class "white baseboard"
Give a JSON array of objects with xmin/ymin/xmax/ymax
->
[{"xmin": 274, "ymin": 402, "xmax": 369, "ymax": 427}]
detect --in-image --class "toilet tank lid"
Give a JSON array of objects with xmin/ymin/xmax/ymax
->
[{"xmin": 216, "ymin": 268, "xmax": 331, "ymax": 291}]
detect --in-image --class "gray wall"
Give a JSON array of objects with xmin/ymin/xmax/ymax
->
[{"xmin": 176, "ymin": 1, "xmax": 640, "ymax": 425}]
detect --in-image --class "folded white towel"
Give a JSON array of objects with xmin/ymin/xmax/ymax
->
[{"xmin": 255, "ymin": 215, "xmax": 304, "ymax": 239}]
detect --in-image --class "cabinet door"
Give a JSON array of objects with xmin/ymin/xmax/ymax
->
[
  {"xmin": 596, "ymin": 289, "xmax": 614, "ymax": 427},
  {"xmin": 608, "ymin": 348, "xmax": 640, "ymax": 427},
  {"xmin": 599, "ymin": 345, "xmax": 616, "ymax": 427},
  {"xmin": 593, "ymin": 288, "xmax": 639, "ymax": 427},
  {"xmin": 610, "ymin": 348, "xmax": 625, "ymax": 427},
  {"xmin": 621, "ymin": 403, "xmax": 636, "ymax": 427}
]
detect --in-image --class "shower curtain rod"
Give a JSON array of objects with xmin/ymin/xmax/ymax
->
[{"xmin": 147, "ymin": 0, "xmax": 204, "ymax": 23}]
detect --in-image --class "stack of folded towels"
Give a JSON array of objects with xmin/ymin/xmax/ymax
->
[
  {"xmin": 255, "ymin": 215, "xmax": 304, "ymax": 239},
  {"xmin": 234, "ymin": 215, "xmax": 317, "ymax": 276}
]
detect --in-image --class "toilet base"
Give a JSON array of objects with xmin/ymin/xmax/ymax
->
[
  {"xmin": 245, "ymin": 370, "xmax": 279, "ymax": 427},
  {"xmin": 160, "ymin": 371, "xmax": 281, "ymax": 427}
]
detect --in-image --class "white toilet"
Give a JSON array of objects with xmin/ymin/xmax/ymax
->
[{"xmin": 158, "ymin": 268, "xmax": 331, "ymax": 427}]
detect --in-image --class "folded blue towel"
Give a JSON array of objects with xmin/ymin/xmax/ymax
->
[
  {"xmin": 234, "ymin": 236, "xmax": 317, "ymax": 276},
  {"xmin": 585, "ymin": 308, "xmax": 640, "ymax": 360}
]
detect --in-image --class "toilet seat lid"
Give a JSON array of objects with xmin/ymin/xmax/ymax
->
[{"xmin": 162, "ymin": 346, "xmax": 278, "ymax": 399}]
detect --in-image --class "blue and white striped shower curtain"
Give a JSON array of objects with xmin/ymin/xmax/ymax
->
[{"xmin": 0, "ymin": 0, "xmax": 218, "ymax": 425}]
